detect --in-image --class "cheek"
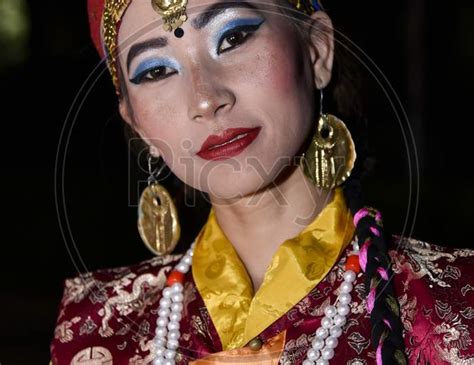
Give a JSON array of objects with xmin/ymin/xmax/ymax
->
[
  {"xmin": 264, "ymin": 53, "xmax": 298, "ymax": 95},
  {"xmin": 252, "ymin": 35, "xmax": 303, "ymax": 96},
  {"xmin": 248, "ymin": 36, "xmax": 311, "ymax": 125},
  {"xmin": 129, "ymin": 95, "xmax": 184, "ymax": 157},
  {"xmin": 252, "ymin": 38, "xmax": 313, "ymax": 154},
  {"xmin": 131, "ymin": 95, "xmax": 176, "ymax": 130}
]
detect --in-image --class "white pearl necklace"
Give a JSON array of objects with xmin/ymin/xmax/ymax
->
[
  {"xmin": 152, "ymin": 243, "xmax": 195, "ymax": 365},
  {"xmin": 301, "ymin": 268, "xmax": 356, "ymax": 365},
  {"xmin": 152, "ymin": 241, "xmax": 357, "ymax": 365}
]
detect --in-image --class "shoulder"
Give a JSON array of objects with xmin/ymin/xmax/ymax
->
[
  {"xmin": 388, "ymin": 235, "xmax": 474, "ymax": 287},
  {"xmin": 388, "ymin": 236, "xmax": 474, "ymax": 363},
  {"xmin": 50, "ymin": 254, "xmax": 183, "ymax": 364},
  {"xmin": 58, "ymin": 253, "xmax": 183, "ymax": 309}
]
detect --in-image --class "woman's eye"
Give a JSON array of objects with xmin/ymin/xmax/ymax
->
[
  {"xmin": 219, "ymin": 30, "xmax": 251, "ymax": 53},
  {"xmin": 130, "ymin": 66, "xmax": 177, "ymax": 85},
  {"xmin": 218, "ymin": 23, "xmax": 262, "ymax": 54},
  {"xmin": 145, "ymin": 67, "xmax": 168, "ymax": 80}
]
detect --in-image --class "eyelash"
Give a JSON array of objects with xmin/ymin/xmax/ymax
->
[
  {"xmin": 217, "ymin": 23, "xmax": 263, "ymax": 54},
  {"xmin": 130, "ymin": 67, "xmax": 177, "ymax": 84},
  {"xmin": 129, "ymin": 22, "xmax": 263, "ymax": 85}
]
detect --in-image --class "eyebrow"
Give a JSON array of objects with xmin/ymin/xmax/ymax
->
[
  {"xmin": 127, "ymin": 37, "xmax": 167, "ymax": 72},
  {"xmin": 191, "ymin": 1, "xmax": 260, "ymax": 29},
  {"xmin": 126, "ymin": 1, "xmax": 261, "ymax": 72}
]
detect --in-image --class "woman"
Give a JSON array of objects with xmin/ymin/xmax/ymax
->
[{"xmin": 50, "ymin": 0, "xmax": 474, "ymax": 364}]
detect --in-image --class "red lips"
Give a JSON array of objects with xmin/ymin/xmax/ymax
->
[{"xmin": 196, "ymin": 127, "xmax": 261, "ymax": 161}]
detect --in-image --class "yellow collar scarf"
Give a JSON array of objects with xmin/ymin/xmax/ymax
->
[{"xmin": 191, "ymin": 188, "xmax": 355, "ymax": 350}]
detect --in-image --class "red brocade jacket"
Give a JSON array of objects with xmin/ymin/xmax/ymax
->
[{"xmin": 50, "ymin": 237, "xmax": 474, "ymax": 364}]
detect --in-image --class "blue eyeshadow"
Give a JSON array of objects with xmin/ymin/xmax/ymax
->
[
  {"xmin": 130, "ymin": 58, "xmax": 181, "ymax": 83},
  {"xmin": 214, "ymin": 17, "xmax": 265, "ymax": 46}
]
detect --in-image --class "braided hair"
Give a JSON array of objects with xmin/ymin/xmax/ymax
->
[{"xmin": 343, "ymin": 180, "xmax": 407, "ymax": 365}]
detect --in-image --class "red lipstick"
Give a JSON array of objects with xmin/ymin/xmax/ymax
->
[{"xmin": 196, "ymin": 127, "xmax": 261, "ymax": 161}]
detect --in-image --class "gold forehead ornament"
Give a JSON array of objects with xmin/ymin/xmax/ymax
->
[
  {"xmin": 151, "ymin": 0, "xmax": 188, "ymax": 32},
  {"xmin": 150, "ymin": 0, "xmax": 317, "ymax": 32}
]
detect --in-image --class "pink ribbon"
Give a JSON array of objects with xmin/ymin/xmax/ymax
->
[
  {"xmin": 353, "ymin": 208, "xmax": 369, "ymax": 226},
  {"xmin": 377, "ymin": 267, "xmax": 389, "ymax": 280},
  {"xmin": 367, "ymin": 287, "xmax": 376, "ymax": 313},
  {"xmin": 376, "ymin": 340, "xmax": 383, "ymax": 365},
  {"xmin": 375, "ymin": 211, "xmax": 382, "ymax": 222},
  {"xmin": 359, "ymin": 239, "xmax": 371, "ymax": 272},
  {"xmin": 370, "ymin": 226, "xmax": 381, "ymax": 236}
]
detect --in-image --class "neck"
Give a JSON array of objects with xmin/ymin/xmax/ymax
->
[{"xmin": 208, "ymin": 165, "xmax": 333, "ymax": 291}]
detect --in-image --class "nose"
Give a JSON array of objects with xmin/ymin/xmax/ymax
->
[{"xmin": 186, "ymin": 64, "xmax": 236, "ymax": 122}]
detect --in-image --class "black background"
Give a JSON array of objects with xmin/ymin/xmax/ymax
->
[{"xmin": 1, "ymin": 0, "xmax": 473, "ymax": 363}]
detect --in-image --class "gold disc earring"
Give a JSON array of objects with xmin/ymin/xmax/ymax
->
[
  {"xmin": 137, "ymin": 153, "xmax": 181, "ymax": 256},
  {"xmin": 300, "ymin": 89, "xmax": 357, "ymax": 189}
]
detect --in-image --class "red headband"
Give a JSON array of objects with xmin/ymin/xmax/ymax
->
[{"xmin": 88, "ymin": 0, "xmax": 107, "ymax": 59}]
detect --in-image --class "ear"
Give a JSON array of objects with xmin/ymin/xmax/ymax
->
[
  {"xmin": 306, "ymin": 11, "xmax": 334, "ymax": 89},
  {"xmin": 119, "ymin": 98, "xmax": 133, "ymax": 127},
  {"xmin": 119, "ymin": 100, "xmax": 160, "ymax": 157}
]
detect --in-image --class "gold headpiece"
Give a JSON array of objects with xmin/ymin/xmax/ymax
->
[
  {"xmin": 102, "ymin": 0, "xmax": 131, "ymax": 89},
  {"xmin": 151, "ymin": 0, "xmax": 188, "ymax": 32}
]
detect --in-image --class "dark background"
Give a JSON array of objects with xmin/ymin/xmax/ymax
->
[{"xmin": 1, "ymin": 0, "xmax": 473, "ymax": 363}]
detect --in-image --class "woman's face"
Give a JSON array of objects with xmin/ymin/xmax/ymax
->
[{"xmin": 118, "ymin": 0, "xmax": 332, "ymax": 199}]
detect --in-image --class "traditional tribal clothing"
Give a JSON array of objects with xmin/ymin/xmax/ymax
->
[
  {"xmin": 50, "ymin": 190, "xmax": 474, "ymax": 364},
  {"xmin": 51, "ymin": 2, "xmax": 474, "ymax": 363}
]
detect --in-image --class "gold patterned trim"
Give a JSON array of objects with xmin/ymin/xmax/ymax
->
[
  {"xmin": 103, "ymin": 0, "xmax": 132, "ymax": 90},
  {"xmin": 286, "ymin": 0, "xmax": 315, "ymax": 16}
]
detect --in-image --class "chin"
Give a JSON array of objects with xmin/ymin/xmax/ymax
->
[{"xmin": 199, "ymin": 173, "xmax": 273, "ymax": 201}]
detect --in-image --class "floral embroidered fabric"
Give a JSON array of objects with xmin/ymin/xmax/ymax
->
[{"xmin": 50, "ymin": 236, "xmax": 474, "ymax": 364}]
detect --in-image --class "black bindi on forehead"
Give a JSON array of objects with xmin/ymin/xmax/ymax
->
[{"xmin": 174, "ymin": 27, "xmax": 184, "ymax": 38}]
